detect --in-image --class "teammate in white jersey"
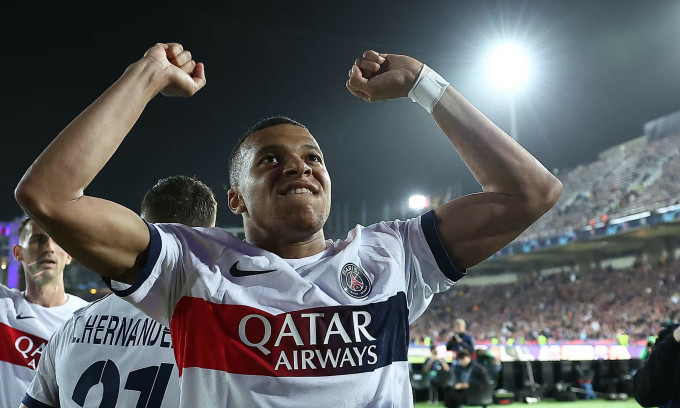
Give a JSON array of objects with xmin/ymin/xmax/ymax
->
[
  {"xmin": 20, "ymin": 175, "xmax": 218, "ymax": 408},
  {"xmin": 15, "ymin": 42, "xmax": 563, "ymax": 407},
  {"xmin": 0, "ymin": 218, "xmax": 89, "ymax": 408}
]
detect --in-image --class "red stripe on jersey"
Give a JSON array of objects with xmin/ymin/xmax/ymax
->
[
  {"xmin": 0, "ymin": 322, "xmax": 48, "ymax": 369},
  {"xmin": 170, "ymin": 294, "xmax": 408, "ymax": 377}
]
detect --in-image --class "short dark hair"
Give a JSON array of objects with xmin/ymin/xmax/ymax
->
[
  {"xmin": 228, "ymin": 116, "xmax": 307, "ymax": 188},
  {"xmin": 456, "ymin": 349, "xmax": 471, "ymax": 359},
  {"xmin": 140, "ymin": 175, "xmax": 217, "ymax": 227}
]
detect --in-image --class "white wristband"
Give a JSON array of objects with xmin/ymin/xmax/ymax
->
[{"xmin": 407, "ymin": 64, "xmax": 449, "ymax": 113}]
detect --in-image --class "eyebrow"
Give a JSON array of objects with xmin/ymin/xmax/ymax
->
[
  {"xmin": 29, "ymin": 233, "xmax": 49, "ymax": 240},
  {"xmin": 256, "ymin": 144, "xmax": 323, "ymax": 155}
]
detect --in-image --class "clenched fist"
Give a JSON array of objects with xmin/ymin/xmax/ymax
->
[
  {"xmin": 142, "ymin": 42, "xmax": 206, "ymax": 98},
  {"xmin": 346, "ymin": 50, "xmax": 423, "ymax": 102}
]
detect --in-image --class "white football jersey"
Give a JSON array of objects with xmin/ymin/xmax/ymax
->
[
  {"xmin": 0, "ymin": 284, "xmax": 88, "ymax": 408},
  {"xmin": 105, "ymin": 210, "xmax": 465, "ymax": 408},
  {"xmin": 22, "ymin": 294, "xmax": 179, "ymax": 408}
]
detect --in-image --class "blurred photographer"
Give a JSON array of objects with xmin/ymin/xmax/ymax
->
[
  {"xmin": 444, "ymin": 349, "xmax": 492, "ymax": 408},
  {"xmin": 446, "ymin": 318, "xmax": 475, "ymax": 354},
  {"xmin": 423, "ymin": 345, "xmax": 451, "ymax": 404}
]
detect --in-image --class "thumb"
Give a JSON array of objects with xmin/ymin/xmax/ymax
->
[
  {"xmin": 348, "ymin": 65, "xmax": 369, "ymax": 91},
  {"xmin": 192, "ymin": 62, "xmax": 207, "ymax": 88}
]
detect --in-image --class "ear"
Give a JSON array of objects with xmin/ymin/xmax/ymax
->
[
  {"xmin": 12, "ymin": 244, "xmax": 23, "ymax": 262},
  {"xmin": 64, "ymin": 253, "xmax": 72, "ymax": 266},
  {"xmin": 227, "ymin": 187, "xmax": 247, "ymax": 215}
]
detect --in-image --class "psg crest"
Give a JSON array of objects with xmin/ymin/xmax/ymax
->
[{"xmin": 339, "ymin": 263, "xmax": 372, "ymax": 299}]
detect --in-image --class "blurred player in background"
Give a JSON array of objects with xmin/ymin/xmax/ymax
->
[
  {"xmin": 20, "ymin": 175, "xmax": 217, "ymax": 408},
  {"xmin": 633, "ymin": 323, "xmax": 680, "ymax": 408},
  {"xmin": 15, "ymin": 41, "xmax": 561, "ymax": 407},
  {"xmin": 1, "ymin": 218, "xmax": 88, "ymax": 408}
]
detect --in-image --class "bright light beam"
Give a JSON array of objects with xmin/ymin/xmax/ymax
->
[
  {"xmin": 408, "ymin": 195, "xmax": 430, "ymax": 210},
  {"xmin": 486, "ymin": 42, "xmax": 531, "ymax": 92}
]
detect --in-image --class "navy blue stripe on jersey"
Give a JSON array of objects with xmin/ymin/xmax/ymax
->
[
  {"xmin": 22, "ymin": 394, "xmax": 55, "ymax": 408},
  {"xmin": 421, "ymin": 210, "xmax": 466, "ymax": 281},
  {"xmin": 102, "ymin": 222, "xmax": 161, "ymax": 297}
]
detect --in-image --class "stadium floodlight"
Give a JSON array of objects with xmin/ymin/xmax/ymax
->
[
  {"xmin": 485, "ymin": 42, "xmax": 531, "ymax": 92},
  {"xmin": 408, "ymin": 195, "xmax": 430, "ymax": 210}
]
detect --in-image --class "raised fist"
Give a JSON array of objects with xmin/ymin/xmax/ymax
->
[{"xmin": 346, "ymin": 50, "xmax": 423, "ymax": 102}]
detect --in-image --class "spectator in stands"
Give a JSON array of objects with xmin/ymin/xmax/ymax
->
[
  {"xmin": 633, "ymin": 323, "xmax": 680, "ymax": 408},
  {"xmin": 446, "ymin": 318, "xmax": 475, "ymax": 354},
  {"xmin": 444, "ymin": 349, "xmax": 492, "ymax": 408},
  {"xmin": 422, "ymin": 345, "xmax": 450, "ymax": 405}
]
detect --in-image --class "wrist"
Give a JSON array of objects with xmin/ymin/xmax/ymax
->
[
  {"xmin": 123, "ymin": 58, "xmax": 170, "ymax": 98},
  {"xmin": 407, "ymin": 64, "xmax": 449, "ymax": 113}
]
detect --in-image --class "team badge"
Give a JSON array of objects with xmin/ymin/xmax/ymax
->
[{"xmin": 339, "ymin": 263, "xmax": 372, "ymax": 298}]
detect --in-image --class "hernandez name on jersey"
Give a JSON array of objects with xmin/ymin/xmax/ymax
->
[
  {"xmin": 0, "ymin": 285, "xmax": 88, "ymax": 408},
  {"xmin": 22, "ymin": 294, "xmax": 180, "ymax": 408},
  {"xmin": 105, "ymin": 210, "xmax": 466, "ymax": 408}
]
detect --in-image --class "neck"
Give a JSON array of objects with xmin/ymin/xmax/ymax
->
[
  {"xmin": 247, "ymin": 231, "xmax": 327, "ymax": 259},
  {"xmin": 24, "ymin": 279, "xmax": 68, "ymax": 307}
]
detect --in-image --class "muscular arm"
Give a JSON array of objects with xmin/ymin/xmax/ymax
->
[
  {"xmin": 633, "ymin": 330, "xmax": 680, "ymax": 406},
  {"xmin": 429, "ymin": 86, "xmax": 561, "ymax": 268},
  {"xmin": 347, "ymin": 51, "xmax": 561, "ymax": 269},
  {"xmin": 15, "ymin": 43, "xmax": 205, "ymax": 283}
]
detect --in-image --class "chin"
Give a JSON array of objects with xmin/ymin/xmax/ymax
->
[{"xmin": 279, "ymin": 210, "xmax": 327, "ymax": 236}]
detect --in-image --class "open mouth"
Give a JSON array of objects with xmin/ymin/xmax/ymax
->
[{"xmin": 283, "ymin": 187, "xmax": 314, "ymax": 195}]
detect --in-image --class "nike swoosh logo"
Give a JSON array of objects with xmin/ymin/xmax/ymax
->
[
  {"xmin": 230, "ymin": 261, "xmax": 276, "ymax": 277},
  {"xmin": 16, "ymin": 314, "xmax": 35, "ymax": 320}
]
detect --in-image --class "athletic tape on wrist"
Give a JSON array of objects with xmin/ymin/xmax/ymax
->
[{"xmin": 407, "ymin": 64, "xmax": 449, "ymax": 113}]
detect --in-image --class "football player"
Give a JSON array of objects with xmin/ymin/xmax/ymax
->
[
  {"xmin": 20, "ymin": 175, "xmax": 217, "ymax": 408},
  {"xmin": 15, "ymin": 42, "xmax": 561, "ymax": 407}
]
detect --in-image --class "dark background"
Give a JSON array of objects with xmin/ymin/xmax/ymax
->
[{"xmin": 3, "ymin": 0, "xmax": 680, "ymax": 235}]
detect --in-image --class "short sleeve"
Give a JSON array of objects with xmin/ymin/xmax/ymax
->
[
  {"xmin": 22, "ymin": 331, "xmax": 60, "ymax": 408},
  {"xmin": 103, "ymin": 222, "xmax": 186, "ymax": 327},
  {"xmin": 382, "ymin": 210, "xmax": 466, "ymax": 323}
]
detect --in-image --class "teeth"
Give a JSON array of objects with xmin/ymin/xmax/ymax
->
[{"xmin": 287, "ymin": 188, "xmax": 312, "ymax": 195}]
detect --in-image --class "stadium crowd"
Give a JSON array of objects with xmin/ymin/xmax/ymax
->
[
  {"xmin": 410, "ymin": 258, "xmax": 680, "ymax": 345},
  {"xmin": 518, "ymin": 133, "xmax": 680, "ymax": 242}
]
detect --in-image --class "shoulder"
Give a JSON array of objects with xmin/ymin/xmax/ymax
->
[
  {"xmin": 0, "ymin": 283, "xmax": 20, "ymax": 298},
  {"xmin": 152, "ymin": 223, "xmax": 246, "ymax": 250},
  {"xmin": 72, "ymin": 293, "xmax": 113, "ymax": 316},
  {"xmin": 66, "ymin": 294, "xmax": 91, "ymax": 310},
  {"xmin": 333, "ymin": 217, "xmax": 422, "ymax": 249}
]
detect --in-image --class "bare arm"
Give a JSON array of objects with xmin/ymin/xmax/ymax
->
[
  {"xmin": 347, "ymin": 50, "xmax": 562, "ymax": 269},
  {"xmin": 15, "ymin": 42, "xmax": 206, "ymax": 283}
]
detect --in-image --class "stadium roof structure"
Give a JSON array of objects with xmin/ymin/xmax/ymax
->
[{"xmin": 472, "ymin": 210, "xmax": 680, "ymax": 274}]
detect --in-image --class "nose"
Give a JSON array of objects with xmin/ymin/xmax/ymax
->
[
  {"xmin": 283, "ymin": 156, "xmax": 312, "ymax": 177},
  {"xmin": 43, "ymin": 237, "xmax": 58, "ymax": 252}
]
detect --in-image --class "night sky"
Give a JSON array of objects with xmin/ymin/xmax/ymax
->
[{"xmin": 4, "ymin": 0, "xmax": 680, "ymax": 234}]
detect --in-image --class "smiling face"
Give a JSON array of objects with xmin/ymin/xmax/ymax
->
[
  {"xmin": 228, "ymin": 124, "xmax": 332, "ymax": 244},
  {"xmin": 12, "ymin": 220, "xmax": 72, "ymax": 285}
]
